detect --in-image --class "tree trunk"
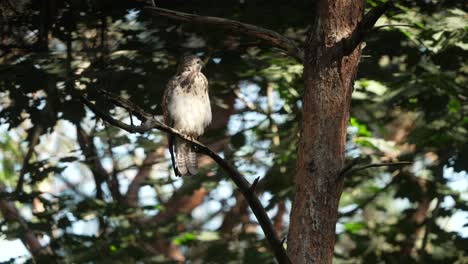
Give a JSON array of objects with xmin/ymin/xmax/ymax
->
[{"xmin": 288, "ymin": 1, "xmax": 364, "ymax": 263}]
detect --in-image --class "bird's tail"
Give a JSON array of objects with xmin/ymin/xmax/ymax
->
[{"xmin": 175, "ymin": 139, "xmax": 198, "ymax": 176}]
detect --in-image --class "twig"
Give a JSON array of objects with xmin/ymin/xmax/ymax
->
[
  {"xmin": 145, "ymin": 6, "xmax": 304, "ymax": 62},
  {"xmin": 115, "ymin": 158, "xmax": 166, "ymax": 174},
  {"xmin": 339, "ymin": 161, "xmax": 412, "ymax": 180},
  {"xmin": 249, "ymin": 177, "xmax": 260, "ymax": 193},
  {"xmin": 373, "ymin": 23, "xmax": 418, "ymax": 30},
  {"xmin": 80, "ymin": 94, "xmax": 291, "ymax": 263},
  {"xmin": 343, "ymin": 161, "xmax": 413, "ymax": 177}
]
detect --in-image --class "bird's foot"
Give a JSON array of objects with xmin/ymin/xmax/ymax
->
[{"xmin": 190, "ymin": 136, "xmax": 200, "ymax": 152}]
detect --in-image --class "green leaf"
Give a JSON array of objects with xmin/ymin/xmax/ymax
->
[
  {"xmin": 344, "ymin": 222, "xmax": 366, "ymax": 234},
  {"xmin": 448, "ymin": 98, "xmax": 461, "ymax": 113},
  {"xmin": 173, "ymin": 232, "xmax": 197, "ymax": 245}
]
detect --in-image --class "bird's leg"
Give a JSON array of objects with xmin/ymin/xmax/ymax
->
[{"xmin": 168, "ymin": 134, "xmax": 181, "ymax": 177}]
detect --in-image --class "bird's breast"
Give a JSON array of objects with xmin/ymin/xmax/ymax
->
[{"xmin": 168, "ymin": 91, "xmax": 212, "ymax": 136}]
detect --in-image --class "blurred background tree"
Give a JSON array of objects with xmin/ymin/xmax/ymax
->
[{"xmin": 0, "ymin": 0, "xmax": 466, "ymax": 263}]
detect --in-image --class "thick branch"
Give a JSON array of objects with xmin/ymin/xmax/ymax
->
[
  {"xmin": 76, "ymin": 125, "xmax": 109, "ymax": 200},
  {"xmin": 104, "ymin": 127, "xmax": 123, "ymax": 202},
  {"xmin": 339, "ymin": 0, "xmax": 394, "ymax": 57},
  {"xmin": 81, "ymin": 95, "xmax": 291, "ymax": 263},
  {"xmin": 0, "ymin": 184, "xmax": 52, "ymax": 258},
  {"xmin": 146, "ymin": 7, "xmax": 304, "ymax": 62}
]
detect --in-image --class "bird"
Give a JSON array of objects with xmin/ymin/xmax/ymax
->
[{"xmin": 162, "ymin": 55, "xmax": 212, "ymax": 176}]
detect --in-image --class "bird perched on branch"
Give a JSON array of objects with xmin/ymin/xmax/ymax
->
[{"xmin": 162, "ymin": 55, "xmax": 212, "ymax": 176}]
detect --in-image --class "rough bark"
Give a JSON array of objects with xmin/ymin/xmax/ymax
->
[{"xmin": 287, "ymin": 1, "xmax": 364, "ymax": 263}]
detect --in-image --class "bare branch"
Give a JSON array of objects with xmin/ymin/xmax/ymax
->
[
  {"xmin": 145, "ymin": 6, "xmax": 304, "ymax": 62},
  {"xmin": 80, "ymin": 94, "xmax": 291, "ymax": 263},
  {"xmin": 339, "ymin": 161, "xmax": 412, "ymax": 179},
  {"xmin": 373, "ymin": 23, "xmax": 418, "ymax": 30}
]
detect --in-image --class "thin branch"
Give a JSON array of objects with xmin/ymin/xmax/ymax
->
[
  {"xmin": 339, "ymin": 161, "xmax": 412, "ymax": 179},
  {"xmin": 373, "ymin": 23, "xmax": 418, "ymax": 30},
  {"xmin": 115, "ymin": 158, "xmax": 165, "ymax": 174},
  {"xmin": 80, "ymin": 94, "xmax": 291, "ymax": 264},
  {"xmin": 145, "ymin": 6, "xmax": 304, "ymax": 62},
  {"xmin": 347, "ymin": 161, "xmax": 412, "ymax": 175}
]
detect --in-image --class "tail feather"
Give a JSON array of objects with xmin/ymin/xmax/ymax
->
[
  {"xmin": 187, "ymin": 149, "xmax": 198, "ymax": 175},
  {"xmin": 175, "ymin": 139, "xmax": 188, "ymax": 176},
  {"xmin": 175, "ymin": 139, "xmax": 199, "ymax": 176}
]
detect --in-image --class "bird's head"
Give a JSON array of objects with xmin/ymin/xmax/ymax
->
[{"xmin": 178, "ymin": 55, "xmax": 204, "ymax": 72}]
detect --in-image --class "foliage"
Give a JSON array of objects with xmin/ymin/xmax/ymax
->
[{"xmin": 0, "ymin": 0, "xmax": 466, "ymax": 263}]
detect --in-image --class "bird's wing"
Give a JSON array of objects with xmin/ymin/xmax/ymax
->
[
  {"xmin": 162, "ymin": 77, "xmax": 177, "ymax": 126},
  {"xmin": 200, "ymin": 73, "xmax": 208, "ymax": 92},
  {"xmin": 163, "ymin": 76, "xmax": 180, "ymax": 176}
]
